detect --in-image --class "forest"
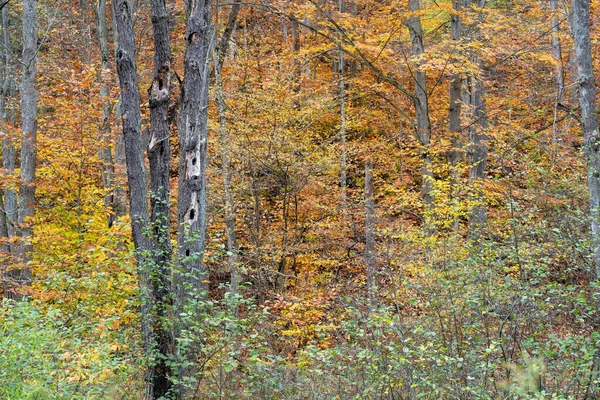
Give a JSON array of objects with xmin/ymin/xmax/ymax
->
[{"xmin": 1, "ymin": 0, "xmax": 600, "ymax": 398}]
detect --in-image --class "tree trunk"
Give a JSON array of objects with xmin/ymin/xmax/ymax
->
[
  {"xmin": 448, "ymin": 0, "xmax": 462, "ymax": 232},
  {"xmin": 146, "ymin": 0, "xmax": 175, "ymax": 396},
  {"xmin": 175, "ymin": 0, "xmax": 212, "ymax": 391},
  {"xmin": 95, "ymin": 0, "xmax": 118, "ymax": 228},
  {"xmin": 407, "ymin": 0, "xmax": 434, "ymax": 230},
  {"xmin": 11, "ymin": 0, "xmax": 38, "ymax": 299},
  {"xmin": 0, "ymin": 6, "xmax": 15, "ymax": 297},
  {"xmin": 364, "ymin": 160, "xmax": 375, "ymax": 297},
  {"xmin": 572, "ymin": 0, "xmax": 600, "ymax": 277},
  {"xmin": 214, "ymin": 54, "xmax": 240, "ymax": 309},
  {"xmin": 114, "ymin": 0, "xmax": 175, "ymax": 397},
  {"xmin": 464, "ymin": 0, "xmax": 488, "ymax": 240}
]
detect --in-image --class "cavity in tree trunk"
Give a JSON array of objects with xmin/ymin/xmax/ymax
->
[
  {"xmin": 571, "ymin": 0, "xmax": 600, "ymax": 277},
  {"xmin": 407, "ymin": 0, "xmax": 434, "ymax": 231},
  {"xmin": 175, "ymin": 0, "xmax": 212, "ymax": 391},
  {"xmin": 114, "ymin": 0, "xmax": 174, "ymax": 397}
]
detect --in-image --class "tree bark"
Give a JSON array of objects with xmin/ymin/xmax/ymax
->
[
  {"xmin": 114, "ymin": 0, "xmax": 175, "ymax": 397},
  {"xmin": 572, "ymin": 0, "xmax": 600, "ymax": 277},
  {"xmin": 11, "ymin": 0, "xmax": 38, "ymax": 299},
  {"xmin": 407, "ymin": 0, "xmax": 434, "ymax": 231},
  {"xmin": 146, "ymin": 0, "xmax": 175, "ymax": 396},
  {"xmin": 95, "ymin": 0, "xmax": 119, "ymax": 228},
  {"xmin": 448, "ymin": 0, "xmax": 462, "ymax": 232},
  {"xmin": 175, "ymin": 0, "xmax": 212, "ymax": 391},
  {"xmin": 364, "ymin": 160, "xmax": 375, "ymax": 297},
  {"xmin": 464, "ymin": 0, "xmax": 488, "ymax": 240}
]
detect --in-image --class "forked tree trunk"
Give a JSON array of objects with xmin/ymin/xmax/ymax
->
[
  {"xmin": 571, "ymin": 0, "xmax": 600, "ymax": 277},
  {"xmin": 10, "ymin": 0, "xmax": 38, "ymax": 299},
  {"xmin": 113, "ymin": 0, "xmax": 174, "ymax": 397}
]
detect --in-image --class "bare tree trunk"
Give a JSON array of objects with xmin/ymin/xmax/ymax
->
[
  {"xmin": 339, "ymin": 45, "xmax": 347, "ymax": 211},
  {"xmin": 364, "ymin": 160, "xmax": 375, "ymax": 298},
  {"xmin": 95, "ymin": 0, "xmax": 118, "ymax": 228},
  {"xmin": 1, "ymin": 7, "xmax": 15, "ymax": 261},
  {"xmin": 0, "ymin": 6, "xmax": 13, "ymax": 296},
  {"xmin": 175, "ymin": 0, "xmax": 212, "ymax": 392},
  {"xmin": 145, "ymin": 0, "xmax": 175, "ymax": 395},
  {"xmin": 10, "ymin": 0, "xmax": 38, "ymax": 299},
  {"xmin": 572, "ymin": 0, "xmax": 600, "ymax": 277},
  {"xmin": 407, "ymin": 0, "xmax": 434, "ymax": 231},
  {"xmin": 464, "ymin": 0, "xmax": 488, "ymax": 240},
  {"xmin": 214, "ymin": 54, "xmax": 240, "ymax": 310},
  {"xmin": 448, "ymin": 0, "xmax": 462, "ymax": 232},
  {"xmin": 114, "ymin": 0, "xmax": 175, "ymax": 397},
  {"xmin": 550, "ymin": 0, "xmax": 564, "ymax": 160},
  {"xmin": 551, "ymin": 0, "xmax": 564, "ymax": 104}
]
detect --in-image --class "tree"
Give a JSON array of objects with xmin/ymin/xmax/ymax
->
[
  {"xmin": 406, "ymin": 0, "xmax": 433, "ymax": 231},
  {"xmin": 9, "ymin": 0, "xmax": 38, "ymax": 299},
  {"xmin": 113, "ymin": 0, "xmax": 174, "ymax": 396},
  {"xmin": 571, "ymin": 0, "xmax": 600, "ymax": 277}
]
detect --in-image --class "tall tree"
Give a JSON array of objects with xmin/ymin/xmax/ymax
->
[
  {"xmin": 464, "ymin": 0, "xmax": 488, "ymax": 239},
  {"xmin": 95, "ymin": 0, "xmax": 120, "ymax": 228},
  {"xmin": 407, "ymin": 0, "xmax": 433, "ymax": 229},
  {"xmin": 571, "ymin": 0, "xmax": 600, "ymax": 277},
  {"xmin": 448, "ymin": 0, "xmax": 463, "ymax": 231},
  {"xmin": 174, "ymin": 0, "xmax": 212, "ymax": 391},
  {"xmin": 113, "ymin": 0, "xmax": 174, "ymax": 396},
  {"xmin": 10, "ymin": 0, "xmax": 38, "ymax": 299}
]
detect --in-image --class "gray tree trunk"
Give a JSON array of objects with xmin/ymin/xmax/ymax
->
[
  {"xmin": 113, "ymin": 0, "xmax": 174, "ymax": 397},
  {"xmin": 407, "ymin": 0, "xmax": 434, "ymax": 230},
  {"xmin": 214, "ymin": 0, "xmax": 242, "ymax": 311},
  {"xmin": 146, "ymin": 0, "xmax": 175, "ymax": 395},
  {"xmin": 1, "ymin": 7, "xmax": 15, "ymax": 260},
  {"xmin": 572, "ymin": 0, "xmax": 600, "ymax": 277},
  {"xmin": 0, "ymin": 6, "xmax": 14, "ymax": 296},
  {"xmin": 95, "ymin": 0, "xmax": 118, "ymax": 228},
  {"xmin": 11, "ymin": 0, "xmax": 38, "ymax": 299},
  {"xmin": 464, "ymin": 0, "xmax": 488, "ymax": 240},
  {"xmin": 448, "ymin": 0, "xmax": 462, "ymax": 232},
  {"xmin": 364, "ymin": 160, "xmax": 375, "ymax": 297},
  {"xmin": 551, "ymin": 0, "xmax": 564, "ymax": 103},
  {"xmin": 175, "ymin": 0, "xmax": 212, "ymax": 392}
]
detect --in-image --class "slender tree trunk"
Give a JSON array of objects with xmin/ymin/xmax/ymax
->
[
  {"xmin": 364, "ymin": 160, "xmax": 375, "ymax": 297},
  {"xmin": 448, "ymin": 0, "xmax": 462, "ymax": 232},
  {"xmin": 214, "ymin": 53, "xmax": 240, "ymax": 313},
  {"xmin": 339, "ymin": 45, "xmax": 347, "ymax": 211},
  {"xmin": 175, "ymin": 0, "xmax": 212, "ymax": 391},
  {"xmin": 407, "ymin": 0, "xmax": 434, "ymax": 230},
  {"xmin": 1, "ymin": 7, "xmax": 15, "ymax": 260},
  {"xmin": 95, "ymin": 0, "xmax": 118, "ymax": 228},
  {"xmin": 464, "ymin": 0, "xmax": 488, "ymax": 239},
  {"xmin": 550, "ymin": 0, "xmax": 564, "ymax": 160},
  {"xmin": 572, "ymin": 0, "xmax": 600, "ymax": 277},
  {"xmin": 10, "ymin": 0, "xmax": 38, "ymax": 299},
  {"xmin": 0, "ymin": 7, "xmax": 13, "ymax": 296}
]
